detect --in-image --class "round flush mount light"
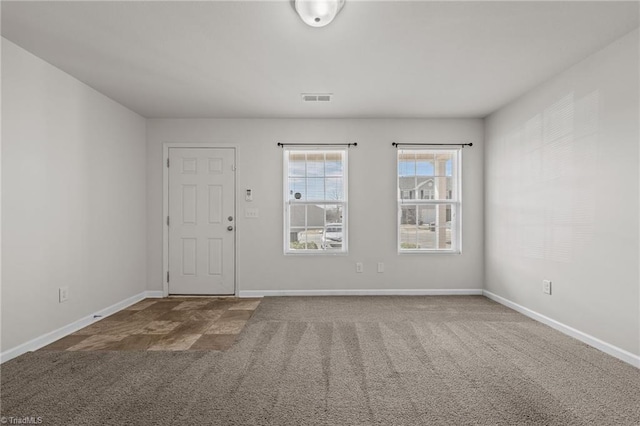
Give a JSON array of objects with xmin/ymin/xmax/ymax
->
[{"xmin": 294, "ymin": 0, "xmax": 345, "ymax": 28}]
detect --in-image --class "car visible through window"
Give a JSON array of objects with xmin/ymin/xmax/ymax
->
[{"xmin": 322, "ymin": 224, "xmax": 343, "ymax": 249}]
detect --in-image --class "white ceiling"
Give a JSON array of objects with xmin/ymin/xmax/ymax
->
[{"xmin": 2, "ymin": 1, "xmax": 638, "ymax": 119}]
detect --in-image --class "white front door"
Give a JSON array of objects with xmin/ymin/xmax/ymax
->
[{"xmin": 168, "ymin": 147, "xmax": 235, "ymax": 295}]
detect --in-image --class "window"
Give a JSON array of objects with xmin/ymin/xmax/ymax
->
[
  {"xmin": 284, "ymin": 148, "xmax": 348, "ymax": 254},
  {"xmin": 397, "ymin": 148, "xmax": 461, "ymax": 253}
]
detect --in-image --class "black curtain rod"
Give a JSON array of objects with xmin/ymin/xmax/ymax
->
[
  {"xmin": 392, "ymin": 142, "xmax": 472, "ymax": 148},
  {"xmin": 277, "ymin": 142, "xmax": 357, "ymax": 147}
]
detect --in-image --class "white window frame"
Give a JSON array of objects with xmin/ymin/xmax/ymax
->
[
  {"xmin": 397, "ymin": 147, "xmax": 462, "ymax": 254},
  {"xmin": 283, "ymin": 147, "xmax": 348, "ymax": 255}
]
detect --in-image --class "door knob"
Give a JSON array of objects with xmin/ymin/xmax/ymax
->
[{"xmin": 227, "ymin": 226, "xmax": 234, "ymax": 231}]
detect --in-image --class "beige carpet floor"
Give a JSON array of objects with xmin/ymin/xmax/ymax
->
[{"xmin": 2, "ymin": 296, "xmax": 639, "ymax": 425}]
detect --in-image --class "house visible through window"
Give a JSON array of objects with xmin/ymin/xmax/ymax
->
[
  {"xmin": 397, "ymin": 148, "xmax": 461, "ymax": 252},
  {"xmin": 284, "ymin": 148, "xmax": 348, "ymax": 253}
]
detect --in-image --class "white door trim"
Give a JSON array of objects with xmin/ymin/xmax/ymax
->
[{"xmin": 162, "ymin": 143, "xmax": 238, "ymax": 297}]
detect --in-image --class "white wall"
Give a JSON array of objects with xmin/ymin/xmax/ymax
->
[
  {"xmin": 147, "ymin": 119, "xmax": 484, "ymax": 293},
  {"xmin": 1, "ymin": 39, "xmax": 147, "ymax": 351},
  {"xmin": 485, "ymin": 29, "xmax": 639, "ymax": 356}
]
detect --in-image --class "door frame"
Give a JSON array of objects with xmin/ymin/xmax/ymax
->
[{"xmin": 162, "ymin": 143, "xmax": 238, "ymax": 297}]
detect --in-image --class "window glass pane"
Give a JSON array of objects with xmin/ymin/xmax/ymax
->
[
  {"xmin": 398, "ymin": 151, "xmax": 416, "ymax": 177},
  {"xmin": 400, "ymin": 204, "xmax": 417, "ymax": 225},
  {"xmin": 434, "ymin": 203, "xmax": 452, "ymax": 249},
  {"xmin": 399, "ymin": 204, "xmax": 449, "ymax": 250},
  {"xmin": 415, "ymin": 178, "xmax": 433, "ymax": 199},
  {"xmin": 306, "ymin": 152, "xmax": 325, "ymax": 177},
  {"xmin": 446, "ymin": 159, "xmax": 453, "ymax": 177},
  {"xmin": 415, "ymin": 152, "xmax": 435, "ymax": 177},
  {"xmin": 433, "ymin": 152, "xmax": 454, "ymax": 176},
  {"xmin": 325, "ymin": 177, "xmax": 344, "ymax": 201},
  {"xmin": 289, "ymin": 227, "xmax": 304, "ymax": 245},
  {"xmin": 306, "ymin": 178, "xmax": 325, "ymax": 201},
  {"xmin": 303, "ymin": 227, "xmax": 324, "ymax": 250},
  {"xmin": 290, "ymin": 205, "xmax": 306, "ymax": 227},
  {"xmin": 399, "ymin": 176, "xmax": 416, "ymax": 199},
  {"xmin": 289, "ymin": 227, "xmax": 305, "ymax": 250},
  {"xmin": 288, "ymin": 152, "xmax": 306, "ymax": 177},
  {"xmin": 417, "ymin": 205, "xmax": 437, "ymax": 249},
  {"xmin": 325, "ymin": 152, "xmax": 343, "ymax": 177},
  {"xmin": 436, "ymin": 205, "xmax": 455, "ymax": 249},
  {"xmin": 289, "ymin": 227, "xmax": 322, "ymax": 250},
  {"xmin": 288, "ymin": 178, "xmax": 306, "ymax": 200},
  {"xmin": 427, "ymin": 176, "xmax": 454, "ymax": 200},
  {"xmin": 400, "ymin": 205, "xmax": 418, "ymax": 249},
  {"xmin": 416, "ymin": 205, "xmax": 436, "ymax": 228},
  {"xmin": 305, "ymin": 205, "xmax": 325, "ymax": 227},
  {"xmin": 324, "ymin": 204, "xmax": 343, "ymax": 224},
  {"xmin": 322, "ymin": 205, "xmax": 343, "ymax": 250}
]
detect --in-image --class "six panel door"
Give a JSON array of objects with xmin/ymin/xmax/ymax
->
[{"xmin": 168, "ymin": 147, "xmax": 235, "ymax": 295}]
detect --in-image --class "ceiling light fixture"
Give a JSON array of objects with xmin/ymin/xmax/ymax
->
[{"xmin": 294, "ymin": 0, "xmax": 345, "ymax": 28}]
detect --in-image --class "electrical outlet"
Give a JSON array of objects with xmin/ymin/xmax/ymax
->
[
  {"xmin": 59, "ymin": 286, "xmax": 69, "ymax": 303},
  {"xmin": 356, "ymin": 262, "xmax": 364, "ymax": 273},
  {"xmin": 542, "ymin": 280, "xmax": 552, "ymax": 295},
  {"xmin": 377, "ymin": 262, "xmax": 384, "ymax": 273}
]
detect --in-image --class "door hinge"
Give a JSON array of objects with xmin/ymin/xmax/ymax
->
[
  {"xmin": 167, "ymin": 158, "xmax": 170, "ymax": 168},
  {"xmin": 167, "ymin": 216, "xmax": 170, "ymax": 227},
  {"xmin": 167, "ymin": 271, "xmax": 170, "ymax": 283},
  {"xmin": 232, "ymin": 164, "xmax": 236, "ymax": 171}
]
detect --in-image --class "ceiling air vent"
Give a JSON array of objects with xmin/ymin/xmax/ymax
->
[{"xmin": 302, "ymin": 93, "xmax": 332, "ymax": 102}]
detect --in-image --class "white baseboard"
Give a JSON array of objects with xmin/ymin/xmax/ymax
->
[
  {"xmin": 0, "ymin": 290, "xmax": 163, "ymax": 364},
  {"xmin": 483, "ymin": 290, "xmax": 640, "ymax": 369},
  {"xmin": 239, "ymin": 289, "xmax": 483, "ymax": 298}
]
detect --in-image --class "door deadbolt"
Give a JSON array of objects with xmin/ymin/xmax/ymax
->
[
  {"xmin": 228, "ymin": 216, "xmax": 233, "ymax": 221},
  {"xmin": 227, "ymin": 226, "xmax": 234, "ymax": 231}
]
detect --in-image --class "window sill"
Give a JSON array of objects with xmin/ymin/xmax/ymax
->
[
  {"xmin": 284, "ymin": 250, "xmax": 349, "ymax": 256},
  {"xmin": 398, "ymin": 249, "xmax": 461, "ymax": 255}
]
